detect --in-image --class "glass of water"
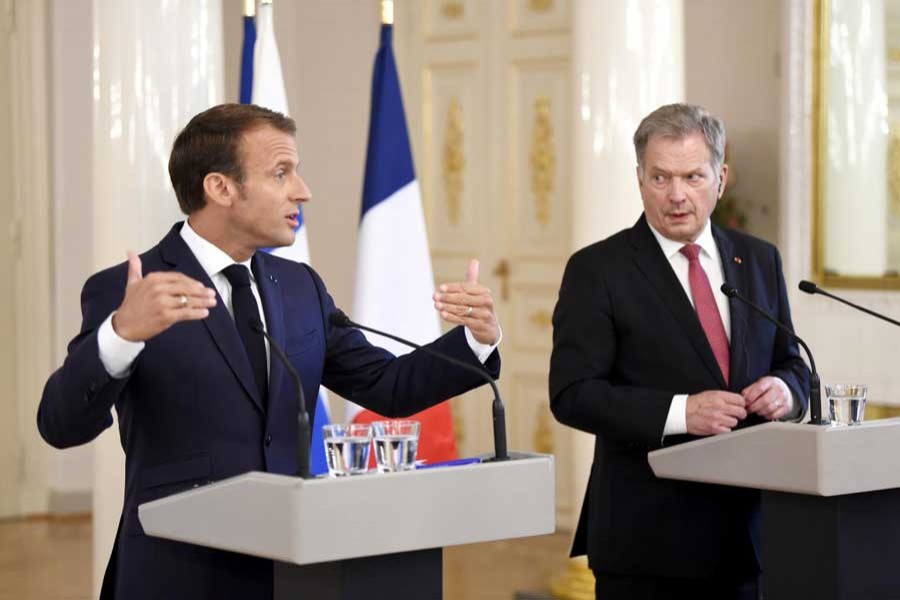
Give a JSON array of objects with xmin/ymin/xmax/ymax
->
[
  {"xmin": 825, "ymin": 384, "xmax": 867, "ymax": 426},
  {"xmin": 371, "ymin": 420, "xmax": 420, "ymax": 473},
  {"xmin": 322, "ymin": 423, "xmax": 372, "ymax": 477}
]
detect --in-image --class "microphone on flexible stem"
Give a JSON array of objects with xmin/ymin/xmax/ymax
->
[
  {"xmin": 250, "ymin": 319, "xmax": 312, "ymax": 479},
  {"xmin": 328, "ymin": 310, "xmax": 509, "ymax": 462},
  {"xmin": 719, "ymin": 284, "xmax": 823, "ymax": 425},
  {"xmin": 799, "ymin": 280, "xmax": 900, "ymax": 328}
]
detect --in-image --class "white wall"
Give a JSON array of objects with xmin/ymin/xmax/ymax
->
[
  {"xmin": 685, "ymin": 0, "xmax": 782, "ymax": 244},
  {"xmin": 50, "ymin": 0, "xmax": 94, "ymax": 508}
]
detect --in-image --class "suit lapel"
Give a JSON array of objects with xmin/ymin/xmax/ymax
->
[
  {"xmin": 714, "ymin": 226, "xmax": 750, "ymax": 392},
  {"xmin": 252, "ymin": 254, "xmax": 286, "ymax": 419},
  {"xmin": 159, "ymin": 225, "xmax": 264, "ymax": 414},
  {"xmin": 629, "ymin": 216, "xmax": 728, "ymax": 389}
]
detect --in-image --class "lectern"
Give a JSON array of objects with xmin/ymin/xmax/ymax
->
[
  {"xmin": 649, "ymin": 418, "xmax": 900, "ymax": 600},
  {"xmin": 139, "ymin": 453, "xmax": 555, "ymax": 599}
]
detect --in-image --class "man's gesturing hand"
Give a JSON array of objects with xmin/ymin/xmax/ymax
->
[
  {"xmin": 686, "ymin": 390, "xmax": 748, "ymax": 436},
  {"xmin": 433, "ymin": 259, "xmax": 500, "ymax": 345},
  {"xmin": 112, "ymin": 251, "xmax": 217, "ymax": 342}
]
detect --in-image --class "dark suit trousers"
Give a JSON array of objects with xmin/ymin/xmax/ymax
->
[{"xmin": 594, "ymin": 572, "xmax": 760, "ymax": 600}]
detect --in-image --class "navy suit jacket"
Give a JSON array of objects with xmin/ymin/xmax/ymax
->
[
  {"xmin": 38, "ymin": 223, "xmax": 500, "ymax": 599},
  {"xmin": 549, "ymin": 215, "xmax": 809, "ymax": 579}
]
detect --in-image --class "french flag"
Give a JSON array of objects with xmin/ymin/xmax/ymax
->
[
  {"xmin": 240, "ymin": 0, "xmax": 331, "ymax": 475},
  {"xmin": 346, "ymin": 22, "xmax": 458, "ymax": 465}
]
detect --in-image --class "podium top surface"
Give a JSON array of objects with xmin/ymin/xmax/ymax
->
[
  {"xmin": 648, "ymin": 418, "xmax": 900, "ymax": 496},
  {"xmin": 138, "ymin": 452, "xmax": 555, "ymax": 565}
]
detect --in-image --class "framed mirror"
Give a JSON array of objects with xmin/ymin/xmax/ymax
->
[{"xmin": 813, "ymin": 0, "xmax": 900, "ymax": 289}]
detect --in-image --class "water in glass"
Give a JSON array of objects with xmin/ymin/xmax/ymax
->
[{"xmin": 373, "ymin": 435, "xmax": 419, "ymax": 472}]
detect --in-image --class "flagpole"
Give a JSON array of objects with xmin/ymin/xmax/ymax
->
[
  {"xmin": 244, "ymin": 0, "xmax": 255, "ymax": 17},
  {"xmin": 381, "ymin": 0, "xmax": 393, "ymax": 25}
]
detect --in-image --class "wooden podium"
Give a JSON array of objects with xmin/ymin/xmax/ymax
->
[
  {"xmin": 139, "ymin": 453, "xmax": 555, "ymax": 599},
  {"xmin": 649, "ymin": 418, "xmax": 900, "ymax": 600}
]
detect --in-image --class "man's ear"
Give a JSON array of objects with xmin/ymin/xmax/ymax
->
[
  {"xmin": 203, "ymin": 173, "xmax": 236, "ymax": 208},
  {"xmin": 717, "ymin": 164, "xmax": 729, "ymax": 198}
]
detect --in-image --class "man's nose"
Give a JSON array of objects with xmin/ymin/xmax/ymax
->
[
  {"xmin": 293, "ymin": 174, "xmax": 312, "ymax": 203},
  {"xmin": 667, "ymin": 178, "xmax": 687, "ymax": 203}
]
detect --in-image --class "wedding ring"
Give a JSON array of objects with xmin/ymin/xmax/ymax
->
[
  {"xmin": 465, "ymin": 306, "xmax": 473, "ymax": 317},
  {"xmin": 179, "ymin": 294, "xmax": 188, "ymax": 309}
]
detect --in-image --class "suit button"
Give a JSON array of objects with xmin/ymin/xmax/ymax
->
[{"xmin": 264, "ymin": 434, "xmax": 272, "ymax": 447}]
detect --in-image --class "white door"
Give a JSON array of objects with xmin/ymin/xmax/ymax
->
[{"xmin": 397, "ymin": 0, "xmax": 577, "ymax": 529}]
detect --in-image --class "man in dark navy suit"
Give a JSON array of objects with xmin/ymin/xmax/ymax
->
[
  {"xmin": 549, "ymin": 103, "xmax": 809, "ymax": 600},
  {"xmin": 38, "ymin": 103, "xmax": 501, "ymax": 599}
]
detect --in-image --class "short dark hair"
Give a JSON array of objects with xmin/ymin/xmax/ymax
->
[
  {"xmin": 633, "ymin": 103, "xmax": 726, "ymax": 173},
  {"xmin": 168, "ymin": 103, "xmax": 296, "ymax": 214}
]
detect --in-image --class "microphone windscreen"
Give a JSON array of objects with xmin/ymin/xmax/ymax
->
[
  {"xmin": 720, "ymin": 283, "xmax": 737, "ymax": 298},
  {"xmin": 798, "ymin": 280, "xmax": 819, "ymax": 295},
  {"xmin": 328, "ymin": 311, "xmax": 351, "ymax": 327}
]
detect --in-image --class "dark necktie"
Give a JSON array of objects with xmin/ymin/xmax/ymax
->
[
  {"xmin": 679, "ymin": 244, "xmax": 730, "ymax": 386},
  {"xmin": 222, "ymin": 264, "xmax": 268, "ymax": 409}
]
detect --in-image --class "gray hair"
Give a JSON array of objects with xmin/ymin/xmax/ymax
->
[{"xmin": 633, "ymin": 103, "xmax": 726, "ymax": 172}]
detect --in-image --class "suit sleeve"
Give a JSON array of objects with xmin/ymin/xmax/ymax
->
[
  {"xmin": 37, "ymin": 269, "xmax": 128, "ymax": 449},
  {"xmin": 767, "ymin": 246, "xmax": 810, "ymax": 421},
  {"xmin": 303, "ymin": 266, "xmax": 501, "ymax": 418},
  {"xmin": 549, "ymin": 251, "xmax": 673, "ymax": 447}
]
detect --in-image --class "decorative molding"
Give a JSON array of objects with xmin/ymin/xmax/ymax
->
[
  {"xmin": 49, "ymin": 490, "xmax": 93, "ymax": 516},
  {"xmin": 453, "ymin": 397, "xmax": 466, "ymax": 448},
  {"xmin": 891, "ymin": 124, "xmax": 900, "ymax": 214},
  {"xmin": 528, "ymin": 309, "xmax": 552, "ymax": 329},
  {"xmin": 530, "ymin": 95, "xmax": 555, "ymax": 227},
  {"xmin": 529, "ymin": 0, "xmax": 554, "ymax": 13},
  {"xmin": 868, "ymin": 404, "xmax": 900, "ymax": 420},
  {"xmin": 533, "ymin": 407, "xmax": 554, "ymax": 454},
  {"xmin": 441, "ymin": 1, "xmax": 464, "ymax": 20},
  {"xmin": 442, "ymin": 98, "xmax": 465, "ymax": 226}
]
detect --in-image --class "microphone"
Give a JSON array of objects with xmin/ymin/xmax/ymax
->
[
  {"xmin": 250, "ymin": 319, "xmax": 312, "ymax": 479},
  {"xmin": 720, "ymin": 284, "xmax": 823, "ymax": 425},
  {"xmin": 328, "ymin": 310, "xmax": 509, "ymax": 462},
  {"xmin": 799, "ymin": 280, "xmax": 900, "ymax": 328}
]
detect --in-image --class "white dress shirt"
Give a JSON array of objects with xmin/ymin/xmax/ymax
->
[
  {"xmin": 647, "ymin": 221, "xmax": 791, "ymax": 437},
  {"xmin": 97, "ymin": 221, "xmax": 499, "ymax": 378}
]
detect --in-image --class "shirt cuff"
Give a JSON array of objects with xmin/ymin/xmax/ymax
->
[
  {"xmin": 663, "ymin": 394, "xmax": 689, "ymax": 438},
  {"xmin": 774, "ymin": 376, "xmax": 796, "ymax": 420},
  {"xmin": 465, "ymin": 325, "xmax": 502, "ymax": 364},
  {"xmin": 97, "ymin": 312, "xmax": 145, "ymax": 379}
]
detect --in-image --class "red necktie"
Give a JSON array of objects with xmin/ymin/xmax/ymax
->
[{"xmin": 679, "ymin": 244, "xmax": 730, "ymax": 386}]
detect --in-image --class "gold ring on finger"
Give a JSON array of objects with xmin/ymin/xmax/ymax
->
[
  {"xmin": 465, "ymin": 306, "xmax": 473, "ymax": 317},
  {"xmin": 179, "ymin": 294, "xmax": 188, "ymax": 309}
]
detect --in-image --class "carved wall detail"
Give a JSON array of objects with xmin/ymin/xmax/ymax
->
[
  {"xmin": 453, "ymin": 397, "xmax": 466, "ymax": 448},
  {"xmin": 442, "ymin": 98, "xmax": 465, "ymax": 226},
  {"xmin": 441, "ymin": 1, "xmax": 464, "ymax": 20},
  {"xmin": 529, "ymin": 0, "xmax": 554, "ymax": 13},
  {"xmin": 530, "ymin": 95, "xmax": 556, "ymax": 227},
  {"xmin": 891, "ymin": 125, "xmax": 900, "ymax": 214},
  {"xmin": 528, "ymin": 309, "xmax": 552, "ymax": 329},
  {"xmin": 533, "ymin": 407, "xmax": 554, "ymax": 454}
]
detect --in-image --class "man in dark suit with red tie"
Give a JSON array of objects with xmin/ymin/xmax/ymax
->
[
  {"xmin": 549, "ymin": 103, "xmax": 809, "ymax": 600},
  {"xmin": 37, "ymin": 103, "xmax": 501, "ymax": 599}
]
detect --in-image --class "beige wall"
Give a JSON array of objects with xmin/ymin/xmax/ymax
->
[{"xmin": 685, "ymin": 0, "xmax": 782, "ymax": 244}]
